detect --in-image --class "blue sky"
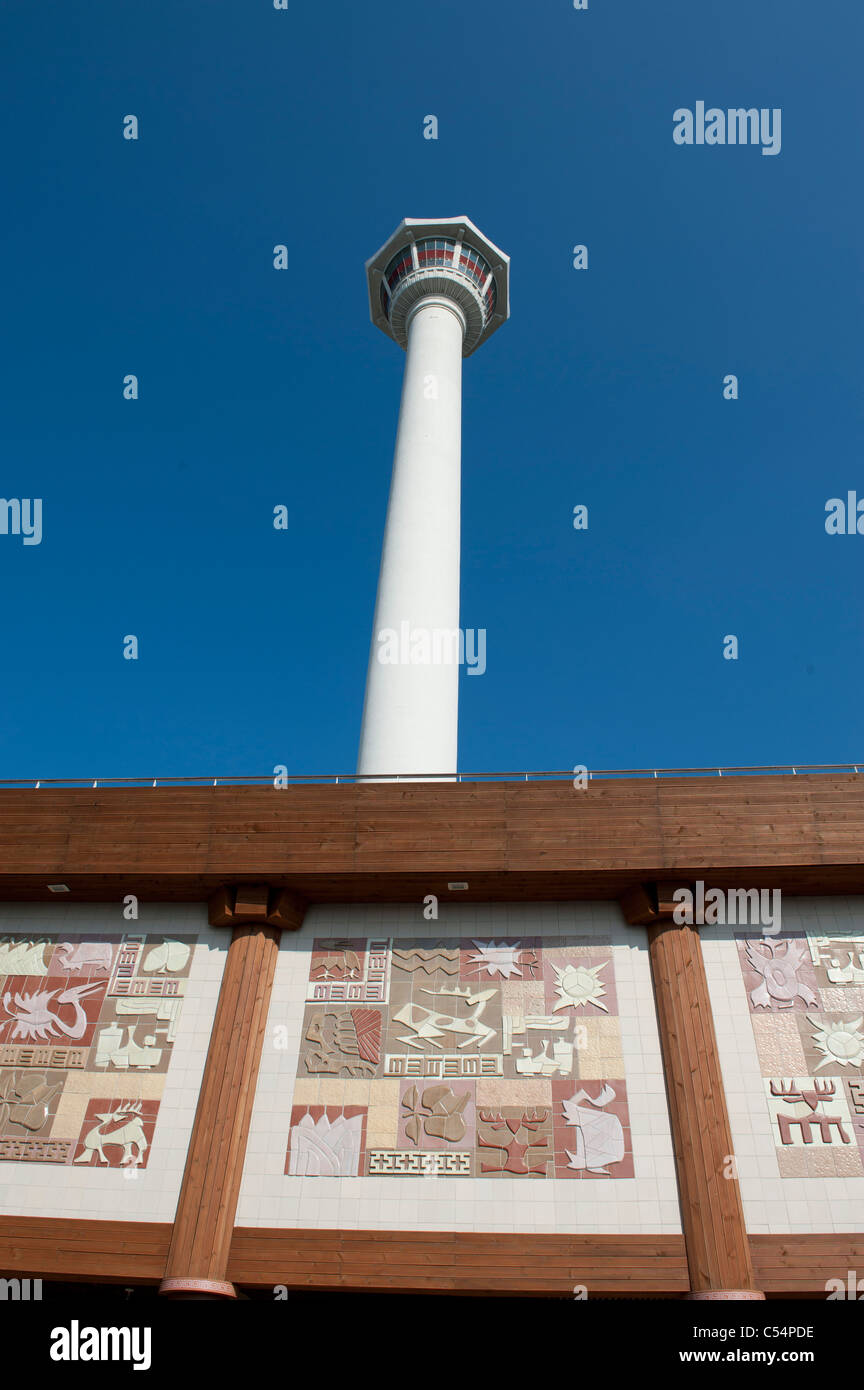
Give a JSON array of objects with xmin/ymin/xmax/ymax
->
[{"xmin": 1, "ymin": 0, "xmax": 862, "ymax": 780}]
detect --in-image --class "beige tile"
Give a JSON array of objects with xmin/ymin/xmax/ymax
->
[
  {"xmin": 819, "ymin": 986, "xmax": 864, "ymax": 1012},
  {"xmin": 290, "ymin": 1078, "xmax": 321, "ymax": 1105},
  {"xmin": 829, "ymin": 1146, "xmax": 864, "ymax": 1176},
  {"xmin": 52, "ymin": 1092, "xmax": 90, "ymax": 1137},
  {"xmin": 56, "ymin": 1071, "xmax": 164, "ymax": 1101},
  {"xmin": 775, "ymin": 1146, "xmax": 840, "ymax": 1179},
  {"xmin": 339, "ymin": 1079, "xmax": 373, "ymax": 1106},
  {"xmin": 476, "ymin": 1079, "xmax": 552, "ymax": 1108},
  {"xmin": 751, "ymin": 1014, "xmax": 808, "ymax": 1077}
]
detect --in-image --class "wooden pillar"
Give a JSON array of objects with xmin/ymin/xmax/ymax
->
[
  {"xmin": 647, "ymin": 916, "xmax": 764, "ymax": 1300},
  {"xmin": 159, "ymin": 887, "xmax": 305, "ymax": 1299}
]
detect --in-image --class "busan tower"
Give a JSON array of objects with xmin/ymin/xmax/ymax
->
[{"xmin": 358, "ymin": 217, "xmax": 510, "ymax": 779}]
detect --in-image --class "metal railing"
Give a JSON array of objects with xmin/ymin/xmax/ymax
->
[{"xmin": 0, "ymin": 763, "xmax": 860, "ymax": 790}]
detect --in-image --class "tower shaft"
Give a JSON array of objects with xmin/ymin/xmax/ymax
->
[
  {"xmin": 357, "ymin": 298, "xmax": 464, "ymax": 779},
  {"xmin": 359, "ymin": 216, "xmax": 510, "ymax": 781}
]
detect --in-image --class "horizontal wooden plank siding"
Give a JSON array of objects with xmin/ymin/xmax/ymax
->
[
  {"xmin": 0, "ymin": 775, "xmax": 863, "ymax": 902},
  {"xmin": 226, "ymin": 1230, "xmax": 691, "ymax": 1295},
  {"xmin": 0, "ymin": 1220, "xmax": 860, "ymax": 1295},
  {"xmin": 750, "ymin": 1235, "xmax": 864, "ymax": 1295},
  {"xmin": 0, "ymin": 1218, "xmax": 172, "ymax": 1283}
]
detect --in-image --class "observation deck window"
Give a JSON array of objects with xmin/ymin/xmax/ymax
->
[{"xmin": 381, "ymin": 236, "xmax": 498, "ymax": 325}]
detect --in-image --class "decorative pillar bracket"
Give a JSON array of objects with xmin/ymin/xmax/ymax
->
[{"xmin": 208, "ymin": 884, "xmax": 306, "ymax": 931}]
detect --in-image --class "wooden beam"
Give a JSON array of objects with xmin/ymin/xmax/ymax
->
[
  {"xmin": 0, "ymin": 1219, "xmax": 860, "ymax": 1296},
  {"xmin": 159, "ymin": 922, "xmax": 287, "ymax": 1298},
  {"xmin": 9, "ymin": 866, "xmax": 864, "ymax": 905},
  {"xmin": 750, "ymin": 1235, "xmax": 864, "ymax": 1295},
  {"xmin": 226, "ymin": 1229, "xmax": 690, "ymax": 1296},
  {"xmin": 647, "ymin": 920, "xmax": 764, "ymax": 1299},
  {"xmin": 0, "ymin": 1217, "xmax": 171, "ymax": 1283},
  {"xmin": 0, "ymin": 776, "xmax": 861, "ymax": 907}
]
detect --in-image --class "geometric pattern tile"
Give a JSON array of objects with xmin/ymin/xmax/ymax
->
[
  {"xmin": 0, "ymin": 933, "xmax": 195, "ymax": 1166},
  {"xmin": 286, "ymin": 936, "xmax": 633, "ymax": 1178},
  {"xmin": 737, "ymin": 930, "xmax": 864, "ymax": 1177}
]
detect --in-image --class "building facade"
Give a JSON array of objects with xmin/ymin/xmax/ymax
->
[{"xmin": 0, "ymin": 772, "xmax": 862, "ymax": 1298}]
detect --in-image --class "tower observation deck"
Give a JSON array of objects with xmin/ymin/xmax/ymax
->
[{"xmin": 367, "ymin": 215, "xmax": 510, "ymax": 357}]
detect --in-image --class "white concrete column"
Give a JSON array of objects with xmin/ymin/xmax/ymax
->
[{"xmin": 357, "ymin": 295, "xmax": 465, "ymax": 779}]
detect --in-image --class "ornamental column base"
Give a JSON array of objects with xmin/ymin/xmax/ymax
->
[
  {"xmin": 159, "ymin": 1277, "xmax": 237, "ymax": 1299},
  {"xmin": 684, "ymin": 1289, "xmax": 766, "ymax": 1301}
]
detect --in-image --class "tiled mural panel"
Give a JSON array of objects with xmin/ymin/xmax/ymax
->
[
  {"xmin": 289, "ymin": 935, "xmax": 633, "ymax": 1179},
  {"xmin": 0, "ymin": 932, "xmax": 195, "ymax": 1169},
  {"xmin": 239, "ymin": 904, "xmax": 680, "ymax": 1234},
  {"xmin": 737, "ymin": 930, "xmax": 864, "ymax": 1178},
  {"xmin": 704, "ymin": 897, "xmax": 864, "ymax": 1234},
  {"xmin": 0, "ymin": 904, "xmax": 225, "ymax": 1222}
]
